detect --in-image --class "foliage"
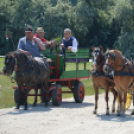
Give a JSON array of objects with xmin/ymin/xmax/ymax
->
[
  {"xmin": 112, "ymin": 0, "xmax": 134, "ymax": 58},
  {"xmin": 0, "ymin": 0, "xmax": 134, "ymax": 55}
]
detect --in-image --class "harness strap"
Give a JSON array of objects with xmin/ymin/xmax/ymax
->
[
  {"xmin": 16, "ymin": 60, "xmax": 31, "ymax": 77},
  {"xmin": 128, "ymin": 77, "xmax": 134, "ymax": 88},
  {"xmin": 35, "ymin": 61, "xmax": 40, "ymax": 76},
  {"xmin": 114, "ymin": 59, "xmax": 128, "ymax": 75}
]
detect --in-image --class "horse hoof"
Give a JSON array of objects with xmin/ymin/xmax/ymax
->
[
  {"xmin": 117, "ymin": 113, "xmax": 120, "ymax": 116},
  {"xmin": 131, "ymin": 111, "xmax": 134, "ymax": 115},
  {"xmin": 15, "ymin": 107, "xmax": 19, "ymax": 109},
  {"xmin": 93, "ymin": 110, "xmax": 96, "ymax": 114},
  {"xmin": 106, "ymin": 112, "xmax": 110, "ymax": 115},
  {"xmin": 106, "ymin": 110, "xmax": 110, "ymax": 115},
  {"xmin": 32, "ymin": 103, "xmax": 37, "ymax": 107},
  {"xmin": 45, "ymin": 103, "xmax": 48, "ymax": 107},
  {"xmin": 24, "ymin": 107, "xmax": 28, "ymax": 110},
  {"xmin": 120, "ymin": 113, "xmax": 125, "ymax": 117}
]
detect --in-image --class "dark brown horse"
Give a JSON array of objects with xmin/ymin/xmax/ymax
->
[
  {"xmin": 92, "ymin": 46, "xmax": 118, "ymax": 115},
  {"xmin": 103, "ymin": 49, "xmax": 134, "ymax": 116},
  {"xmin": 3, "ymin": 51, "xmax": 50, "ymax": 110}
]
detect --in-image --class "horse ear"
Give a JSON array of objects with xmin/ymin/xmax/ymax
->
[
  {"xmin": 114, "ymin": 47, "xmax": 117, "ymax": 50},
  {"xmin": 92, "ymin": 46, "xmax": 95, "ymax": 51},
  {"xmin": 106, "ymin": 48, "xmax": 109, "ymax": 53},
  {"xmin": 9, "ymin": 52, "xmax": 15, "ymax": 58},
  {"xmin": 91, "ymin": 52, "xmax": 94, "ymax": 57},
  {"xmin": 100, "ymin": 46, "xmax": 103, "ymax": 51}
]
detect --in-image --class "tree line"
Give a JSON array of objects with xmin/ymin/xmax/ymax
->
[{"xmin": 0, "ymin": 0, "xmax": 134, "ymax": 58}]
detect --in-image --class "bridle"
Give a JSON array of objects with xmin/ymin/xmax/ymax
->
[
  {"xmin": 93, "ymin": 50, "xmax": 105, "ymax": 65},
  {"xmin": 104, "ymin": 52, "xmax": 129, "ymax": 75},
  {"xmin": 105, "ymin": 52, "xmax": 115, "ymax": 68},
  {"xmin": 4, "ymin": 55, "xmax": 31, "ymax": 82},
  {"xmin": 4, "ymin": 56, "xmax": 15, "ymax": 74}
]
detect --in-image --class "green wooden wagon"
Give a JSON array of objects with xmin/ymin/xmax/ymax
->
[{"xmin": 13, "ymin": 48, "xmax": 91, "ymax": 106}]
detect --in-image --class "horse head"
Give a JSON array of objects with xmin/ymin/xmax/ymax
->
[
  {"xmin": 3, "ymin": 51, "xmax": 27, "ymax": 75},
  {"xmin": 103, "ymin": 49, "xmax": 124, "ymax": 76},
  {"xmin": 92, "ymin": 46, "xmax": 104, "ymax": 71}
]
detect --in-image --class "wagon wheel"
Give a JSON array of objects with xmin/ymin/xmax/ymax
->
[
  {"xmin": 40, "ymin": 89, "xmax": 51, "ymax": 102},
  {"xmin": 74, "ymin": 82, "xmax": 85, "ymax": 103},
  {"xmin": 14, "ymin": 89, "xmax": 25, "ymax": 105},
  {"xmin": 52, "ymin": 84, "xmax": 62, "ymax": 106}
]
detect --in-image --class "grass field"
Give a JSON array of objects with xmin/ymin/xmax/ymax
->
[{"xmin": 0, "ymin": 57, "xmax": 104, "ymax": 109}]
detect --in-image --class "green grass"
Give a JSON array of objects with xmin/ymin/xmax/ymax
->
[{"xmin": 0, "ymin": 57, "xmax": 104, "ymax": 109}]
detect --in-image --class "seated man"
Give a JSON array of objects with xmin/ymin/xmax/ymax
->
[
  {"xmin": 60, "ymin": 28, "xmax": 78, "ymax": 54},
  {"xmin": 17, "ymin": 26, "xmax": 45, "ymax": 57},
  {"xmin": 34, "ymin": 27, "xmax": 56, "ymax": 49}
]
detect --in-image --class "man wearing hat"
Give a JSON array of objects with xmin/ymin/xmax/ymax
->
[
  {"xmin": 17, "ymin": 26, "xmax": 46, "ymax": 57},
  {"xmin": 34, "ymin": 27, "xmax": 56, "ymax": 48}
]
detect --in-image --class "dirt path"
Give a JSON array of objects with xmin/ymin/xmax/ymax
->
[{"xmin": 0, "ymin": 93, "xmax": 134, "ymax": 134}]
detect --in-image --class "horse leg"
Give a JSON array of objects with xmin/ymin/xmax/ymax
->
[
  {"xmin": 105, "ymin": 87, "xmax": 109, "ymax": 115},
  {"xmin": 120, "ymin": 89, "xmax": 127, "ymax": 116},
  {"xmin": 24, "ymin": 85, "xmax": 30, "ymax": 110},
  {"xmin": 131, "ymin": 90, "xmax": 134, "ymax": 115},
  {"xmin": 93, "ymin": 85, "xmax": 99, "ymax": 114},
  {"xmin": 33, "ymin": 87, "xmax": 38, "ymax": 107},
  {"xmin": 117, "ymin": 90, "xmax": 122, "ymax": 116},
  {"xmin": 111, "ymin": 88, "xmax": 118, "ymax": 113},
  {"xmin": 117, "ymin": 89, "xmax": 122, "ymax": 116},
  {"xmin": 116, "ymin": 93, "xmax": 120, "ymax": 113},
  {"xmin": 15, "ymin": 84, "xmax": 22, "ymax": 109}
]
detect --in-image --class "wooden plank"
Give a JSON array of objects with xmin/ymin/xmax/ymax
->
[{"xmin": 60, "ymin": 70, "xmax": 90, "ymax": 79}]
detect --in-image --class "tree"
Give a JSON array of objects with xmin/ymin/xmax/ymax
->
[{"xmin": 112, "ymin": 0, "xmax": 134, "ymax": 58}]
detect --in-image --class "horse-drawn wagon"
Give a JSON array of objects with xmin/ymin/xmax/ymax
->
[{"xmin": 13, "ymin": 48, "xmax": 91, "ymax": 106}]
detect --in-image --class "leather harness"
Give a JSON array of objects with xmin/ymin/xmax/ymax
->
[
  {"xmin": 92, "ymin": 50, "xmax": 113, "ymax": 80},
  {"xmin": 92, "ymin": 50, "xmax": 134, "ymax": 88},
  {"xmin": 105, "ymin": 52, "xmax": 134, "ymax": 88},
  {"xmin": 13, "ymin": 57, "xmax": 43, "ymax": 84}
]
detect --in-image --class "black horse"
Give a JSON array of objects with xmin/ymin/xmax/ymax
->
[{"xmin": 3, "ymin": 51, "xmax": 50, "ymax": 110}]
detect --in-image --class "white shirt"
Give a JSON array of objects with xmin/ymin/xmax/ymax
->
[{"xmin": 60, "ymin": 37, "xmax": 78, "ymax": 53}]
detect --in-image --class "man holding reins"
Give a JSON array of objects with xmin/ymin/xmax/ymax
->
[
  {"xmin": 60, "ymin": 28, "xmax": 78, "ymax": 54},
  {"xmin": 17, "ymin": 26, "xmax": 45, "ymax": 57}
]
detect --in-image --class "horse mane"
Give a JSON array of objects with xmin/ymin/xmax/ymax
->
[
  {"xmin": 95, "ymin": 47, "xmax": 100, "ymax": 51},
  {"xmin": 94, "ymin": 47, "xmax": 104, "ymax": 55},
  {"xmin": 6, "ymin": 51, "xmax": 35, "ymax": 61},
  {"xmin": 6, "ymin": 51, "xmax": 15, "ymax": 57},
  {"xmin": 114, "ymin": 49, "xmax": 123, "ymax": 56}
]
